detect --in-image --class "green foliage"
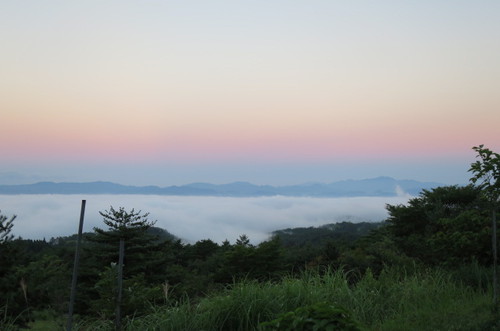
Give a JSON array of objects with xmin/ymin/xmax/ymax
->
[
  {"xmin": 2, "ymin": 192, "xmax": 496, "ymax": 329},
  {"xmin": 147, "ymin": 226, "xmax": 178, "ymax": 242},
  {"xmin": 236, "ymin": 234, "xmax": 251, "ymax": 246},
  {"xmin": 274, "ymin": 222, "xmax": 384, "ymax": 273},
  {"xmin": 220, "ymin": 235, "xmax": 286, "ymax": 281},
  {"xmin": 0, "ymin": 210, "xmax": 16, "ymax": 243},
  {"xmin": 469, "ymin": 144, "xmax": 500, "ymax": 204},
  {"xmin": 89, "ymin": 207, "xmax": 164, "ymax": 276},
  {"xmin": 77, "ymin": 207, "xmax": 169, "ymax": 318},
  {"xmin": 273, "ymin": 222, "xmax": 381, "ymax": 248},
  {"xmin": 0, "ymin": 304, "xmax": 25, "ymax": 331},
  {"xmin": 259, "ymin": 302, "xmax": 363, "ymax": 330},
  {"xmin": 14, "ymin": 254, "xmax": 70, "ymax": 313},
  {"xmin": 0, "ymin": 213, "xmax": 27, "ymax": 323},
  {"xmin": 427, "ymin": 210, "xmax": 491, "ymax": 265},
  {"xmin": 24, "ymin": 309, "xmax": 66, "ymax": 330},
  {"xmin": 386, "ymin": 185, "xmax": 490, "ymax": 265},
  {"xmin": 469, "ymin": 144, "xmax": 500, "ymax": 311},
  {"xmin": 90, "ymin": 265, "xmax": 162, "ymax": 319},
  {"xmin": 75, "ymin": 266, "xmax": 493, "ymax": 331},
  {"xmin": 338, "ymin": 226, "xmax": 417, "ymax": 276}
]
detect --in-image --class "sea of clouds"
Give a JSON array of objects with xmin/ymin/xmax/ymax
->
[{"xmin": 0, "ymin": 195, "xmax": 411, "ymax": 244}]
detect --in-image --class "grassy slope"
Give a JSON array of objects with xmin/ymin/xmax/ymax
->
[{"xmin": 73, "ymin": 267, "xmax": 494, "ymax": 331}]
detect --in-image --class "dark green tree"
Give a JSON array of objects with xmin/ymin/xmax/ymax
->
[
  {"xmin": 15, "ymin": 254, "xmax": 70, "ymax": 313},
  {"xmin": 469, "ymin": 144, "xmax": 500, "ymax": 311},
  {"xmin": 0, "ymin": 210, "xmax": 16, "ymax": 243},
  {"xmin": 220, "ymin": 235, "xmax": 285, "ymax": 282},
  {"xmin": 386, "ymin": 185, "xmax": 489, "ymax": 265},
  {"xmin": 81, "ymin": 207, "xmax": 167, "ymax": 317},
  {"xmin": 235, "ymin": 234, "xmax": 251, "ymax": 247},
  {"xmin": 90, "ymin": 206, "xmax": 162, "ymax": 279},
  {"xmin": 222, "ymin": 238, "xmax": 256, "ymax": 280},
  {"xmin": 0, "ymin": 211, "xmax": 23, "ymax": 319},
  {"xmin": 253, "ymin": 236, "xmax": 285, "ymax": 280}
]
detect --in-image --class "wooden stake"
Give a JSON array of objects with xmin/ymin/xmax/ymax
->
[
  {"xmin": 115, "ymin": 238, "xmax": 125, "ymax": 331},
  {"xmin": 66, "ymin": 200, "xmax": 86, "ymax": 331}
]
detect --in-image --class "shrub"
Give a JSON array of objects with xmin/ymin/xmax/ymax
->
[{"xmin": 259, "ymin": 301, "xmax": 363, "ymax": 331}]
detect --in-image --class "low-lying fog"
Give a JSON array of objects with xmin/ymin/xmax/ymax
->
[{"xmin": 1, "ymin": 195, "xmax": 411, "ymax": 244}]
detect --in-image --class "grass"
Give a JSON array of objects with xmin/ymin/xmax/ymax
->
[
  {"xmin": 71, "ymin": 266, "xmax": 496, "ymax": 331},
  {"xmin": 0, "ymin": 305, "xmax": 28, "ymax": 331},
  {"xmin": 24, "ymin": 310, "xmax": 66, "ymax": 331}
]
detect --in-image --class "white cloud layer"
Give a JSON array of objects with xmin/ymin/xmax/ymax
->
[{"xmin": 1, "ymin": 195, "xmax": 411, "ymax": 244}]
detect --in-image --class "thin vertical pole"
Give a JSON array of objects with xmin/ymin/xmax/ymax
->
[
  {"xmin": 493, "ymin": 208, "xmax": 498, "ymax": 313},
  {"xmin": 66, "ymin": 200, "xmax": 86, "ymax": 331},
  {"xmin": 115, "ymin": 238, "xmax": 125, "ymax": 331}
]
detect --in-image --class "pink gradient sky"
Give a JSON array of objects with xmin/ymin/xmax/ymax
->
[{"xmin": 1, "ymin": 1, "xmax": 499, "ymax": 186}]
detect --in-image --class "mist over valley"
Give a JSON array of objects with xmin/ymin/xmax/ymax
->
[{"xmin": 1, "ymin": 194, "xmax": 411, "ymax": 244}]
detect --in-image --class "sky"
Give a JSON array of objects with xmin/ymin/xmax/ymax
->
[{"xmin": 1, "ymin": 1, "xmax": 499, "ymax": 186}]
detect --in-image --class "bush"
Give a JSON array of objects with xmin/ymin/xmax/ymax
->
[{"xmin": 259, "ymin": 302, "xmax": 363, "ymax": 330}]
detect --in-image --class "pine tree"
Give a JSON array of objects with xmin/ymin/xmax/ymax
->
[
  {"xmin": 89, "ymin": 206, "xmax": 164, "ymax": 281},
  {"xmin": 79, "ymin": 207, "xmax": 168, "ymax": 317},
  {"xmin": 0, "ymin": 210, "xmax": 16, "ymax": 243}
]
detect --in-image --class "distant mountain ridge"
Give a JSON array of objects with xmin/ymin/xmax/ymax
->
[{"xmin": 0, "ymin": 177, "xmax": 441, "ymax": 197}]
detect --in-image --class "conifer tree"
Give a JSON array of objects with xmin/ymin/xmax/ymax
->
[
  {"xmin": 0, "ymin": 210, "xmax": 16, "ymax": 243},
  {"xmin": 89, "ymin": 207, "xmax": 164, "ymax": 281},
  {"xmin": 0, "ymin": 211, "xmax": 22, "ymax": 318}
]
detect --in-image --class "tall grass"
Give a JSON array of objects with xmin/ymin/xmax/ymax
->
[
  {"xmin": 74, "ymin": 266, "xmax": 494, "ymax": 331},
  {"xmin": 0, "ymin": 306, "xmax": 18, "ymax": 331},
  {"xmin": 0, "ymin": 304, "xmax": 28, "ymax": 331}
]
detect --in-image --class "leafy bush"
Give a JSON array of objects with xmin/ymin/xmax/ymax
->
[{"xmin": 259, "ymin": 302, "xmax": 363, "ymax": 330}]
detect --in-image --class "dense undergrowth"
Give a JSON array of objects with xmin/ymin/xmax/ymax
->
[{"xmin": 65, "ymin": 266, "xmax": 495, "ymax": 331}]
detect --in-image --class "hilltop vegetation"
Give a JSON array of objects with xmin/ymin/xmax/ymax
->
[{"xmin": 0, "ymin": 185, "xmax": 497, "ymax": 330}]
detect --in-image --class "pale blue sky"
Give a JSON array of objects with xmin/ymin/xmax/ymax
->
[{"xmin": 1, "ymin": 1, "xmax": 498, "ymax": 186}]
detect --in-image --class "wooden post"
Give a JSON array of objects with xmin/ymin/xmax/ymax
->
[
  {"xmin": 493, "ymin": 208, "xmax": 498, "ymax": 313},
  {"xmin": 115, "ymin": 238, "xmax": 125, "ymax": 331},
  {"xmin": 66, "ymin": 200, "xmax": 86, "ymax": 331}
]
